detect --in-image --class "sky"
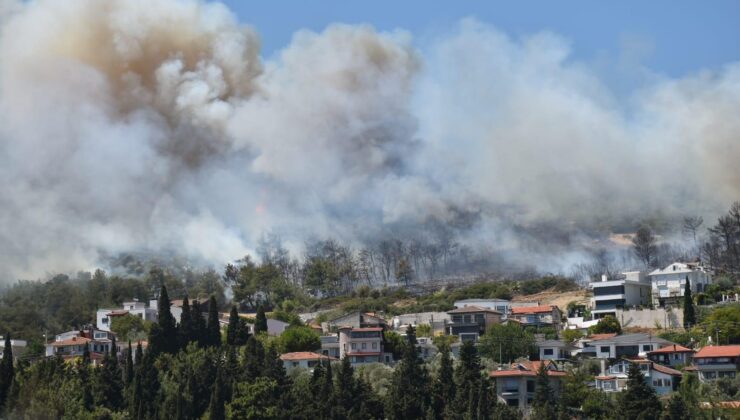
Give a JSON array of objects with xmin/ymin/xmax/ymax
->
[{"xmin": 223, "ymin": 0, "xmax": 740, "ymax": 78}]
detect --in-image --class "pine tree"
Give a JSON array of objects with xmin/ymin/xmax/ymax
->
[
  {"xmin": 619, "ymin": 362, "xmax": 662, "ymax": 419},
  {"xmin": 82, "ymin": 342, "xmax": 91, "ymax": 365},
  {"xmin": 0, "ymin": 334, "xmax": 14, "ymax": 410},
  {"xmin": 208, "ymin": 368, "xmax": 226, "ymax": 420},
  {"xmin": 663, "ymin": 393, "xmax": 690, "ymax": 420},
  {"xmin": 431, "ymin": 344, "xmax": 455, "ymax": 418},
  {"xmin": 206, "ymin": 296, "xmax": 222, "ymax": 348},
  {"xmin": 131, "ymin": 352, "xmax": 160, "ymax": 419},
  {"xmin": 333, "ymin": 356, "xmax": 357, "ymax": 418},
  {"xmin": 255, "ymin": 305, "xmax": 268, "ymax": 335},
  {"xmin": 683, "ymin": 276, "xmax": 696, "ymax": 328},
  {"xmin": 242, "ymin": 336, "xmax": 265, "ymax": 381},
  {"xmin": 385, "ymin": 325, "xmax": 430, "ymax": 419},
  {"xmin": 476, "ymin": 379, "xmax": 491, "ymax": 420},
  {"xmin": 150, "ymin": 284, "xmax": 179, "ymax": 355},
  {"xmin": 532, "ymin": 362, "xmax": 557, "ymax": 420},
  {"xmin": 93, "ymin": 338, "xmax": 124, "ymax": 410},
  {"xmin": 193, "ymin": 299, "xmax": 207, "ymax": 347}
]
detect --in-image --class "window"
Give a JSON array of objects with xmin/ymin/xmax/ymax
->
[
  {"xmin": 600, "ymin": 346, "xmax": 610, "ymax": 353},
  {"xmin": 526, "ymin": 380, "xmax": 535, "ymax": 393},
  {"xmin": 292, "ymin": 362, "xmax": 298, "ymax": 367},
  {"xmin": 503, "ymin": 379, "xmax": 519, "ymax": 393},
  {"xmin": 703, "ymin": 372, "xmax": 716, "ymax": 380},
  {"xmin": 372, "ymin": 342, "xmax": 377, "ymax": 349},
  {"xmin": 506, "ymin": 399, "xmax": 518, "ymax": 407},
  {"xmin": 640, "ymin": 364, "xmax": 649, "ymax": 371},
  {"xmin": 652, "ymin": 379, "xmax": 664, "ymax": 387},
  {"xmin": 361, "ymin": 343, "xmax": 367, "ymax": 350},
  {"xmin": 543, "ymin": 349, "xmax": 554, "ymax": 356},
  {"xmin": 719, "ymin": 371, "xmax": 736, "ymax": 378},
  {"xmin": 351, "ymin": 343, "xmax": 357, "ymax": 350},
  {"xmin": 642, "ymin": 345, "xmax": 652, "ymax": 352},
  {"xmin": 102, "ymin": 318, "xmax": 108, "ymax": 324}
]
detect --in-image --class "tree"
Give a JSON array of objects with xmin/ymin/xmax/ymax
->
[
  {"xmin": 385, "ymin": 326, "xmax": 430, "ymax": 419},
  {"xmin": 453, "ymin": 341, "xmax": 482, "ymax": 414},
  {"xmin": 208, "ymin": 368, "xmax": 226, "ymax": 420},
  {"xmin": 277, "ymin": 326, "xmax": 321, "ymax": 353},
  {"xmin": 558, "ymin": 368, "xmax": 590, "ymax": 418},
  {"xmin": 478, "ymin": 322, "xmax": 536, "ymax": 363},
  {"xmin": 131, "ymin": 352, "xmax": 160, "ymax": 419},
  {"xmin": 632, "ymin": 225, "xmax": 658, "ymax": 268},
  {"xmin": 582, "ymin": 389, "xmax": 614, "ymax": 420},
  {"xmin": 124, "ymin": 341, "xmax": 134, "ymax": 387},
  {"xmin": 178, "ymin": 296, "xmax": 196, "ymax": 348},
  {"xmin": 704, "ymin": 305, "xmax": 740, "ymax": 344},
  {"xmin": 683, "ymin": 277, "xmax": 696, "ymax": 329},
  {"xmin": 562, "ymin": 329, "xmax": 584, "ymax": 343},
  {"xmin": 226, "ymin": 306, "xmax": 250, "ymax": 346},
  {"xmin": 619, "ymin": 362, "xmax": 661, "ymax": 419},
  {"xmin": 683, "ymin": 216, "xmax": 704, "ymax": 251},
  {"xmin": 110, "ymin": 313, "xmax": 149, "ymax": 342},
  {"xmin": 590, "ymin": 315, "xmax": 622, "ymax": 335},
  {"xmin": 192, "ymin": 299, "xmax": 207, "ymax": 347},
  {"xmin": 93, "ymin": 338, "xmax": 124, "ymax": 411},
  {"xmin": 254, "ymin": 305, "xmax": 268, "ymax": 335},
  {"xmin": 0, "ymin": 334, "xmax": 14, "ymax": 410},
  {"xmin": 242, "ymin": 337, "xmax": 265, "ymax": 381},
  {"xmin": 149, "ymin": 285, "xmax": 179, "ymax": 355},
  {"xmin": 206, "ymin": 296, "xmax": 221, "ymax": 348},
  {"xmin": 532, "ymin": 362, "xmax": 556, "ymax": 420},
  {"xmin": 226, "ymin": 377, "xmax": 280, "ymax": 420},
  {"xmin": 430, "ymin": 345, "xmax": 455, "ymax": 418},
  {"xmin": 395, "ymin": 257, "xmax": 414, "ymax": 287}
]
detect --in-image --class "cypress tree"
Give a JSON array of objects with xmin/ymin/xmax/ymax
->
[
  {"xmin": 334, "ymin": 356, "xmax": 357, "ymax": 417},
  {"xmin": 150, "ymin": 284, "xmax": 179, "ymax": 355},
  {"xmin": 124, "ymin": 340, "xmax": 134, "ymax": 387},
  {"xmin": 0, "ymin": 334, "xmax": 14, "ymax": 410},
  {"xmin": 179, "ymin": 295, "xmax": 195, "ymax": 348},
  {"xmin": 431, "ymin": 345, "xmax": 455, "ymax": 417},
  {"xmin": 208, "ymin": 368, "xmax": 226, "ymax": 420},
  {"xmin": 254, "ymin": 305, "xmax": 268, "ymax": 335},
  {"xmin": 385, "ymin": 325, "xmax": 430, "ymax": 419},
  {"xmin": 193, "ymin": 299, "xmax": 207, "ymax": 347},
  {"xmin": 453, "ymin": 341, "xmax": 482, "ymax": 414},
  {"xmin": 93, "ymin": 338, "xmax": 124, "ymax": 410},
  {"xmin": 226, "ymin": 306, "xmax": 250, "ymax": 346},
  {"xmin": 683, "ymin": 276, "xmax": 696, "ymax": 328},
  {"xmin": 476, "ymin": 379, "xmax": 491, "ymax": 420},
  {"xmin": 82, "ymin": 342, "xmax": 91, "ymax": 365},
  {"xmin": 619, "ymin": 362, "xmax": 662, "ymax": 419},
  {"xmin": 242, "ymin": 336, "xmax": 265, "ymax": 381},
  {"xmin": 206, "ymin": 296, "xmax": 221, "ymax": 347},
  {"xmin": 532, "ymin": 362, "xmax": 557, "ymax": 420},
  {"xmin": 132, "ymin": 352, "xmax": 160, "ymax": 419}
]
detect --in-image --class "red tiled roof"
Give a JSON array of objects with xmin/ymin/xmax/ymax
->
[
  {"xmin": 700, "ymin": 401, "xmax": 740, "ymax": 409},
  {"xmin": 695, "ymin": 345, "xmax": 740, "ymax": 358},
  {"xmin": 651, "ymin": 363, "xmax": 682, "ymax": 376},
  {"xmin": 490, "ymin": 369, "xmax": 566, "ymax": 377},
  {"xmin": 280, "ymin": 352, "xmax": 335, "ymax": 361},
  {"xmin": 589, "ymin": 333, "xmax": 618, "ymax": 341},
  {"xmin": 595, "ymin": 375, "xmax": 616, "ymax": 380},
  {"xmin": 352, "ymin": 327, "xmax": 383, "ymax": 332},
  {"xmin": 510, "ymin": 305, "xmax": 556, "ymax": 315},
  {"xmin": 648, "ymin": 344, "xmax": 694, "ymax": 354},
  {"xmin": 106, "ymin": 310, "xmax": 129, "ymax": 316},
  {"xmin": 447, "ymin": 305, "xmax": 502, "ymax": 314},
  {"xmin": 52, "ymin": 337, "xmax": 92, "ymax": 347}
]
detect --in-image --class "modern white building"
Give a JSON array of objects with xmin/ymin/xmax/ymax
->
[
  {"xmin": 280, "ymin": 352, "xmax": 335, "ymax": 372},
  {"xmin": 454, "ymin": 299, "xmax": 511, "ymax": 314},
  {"xmin": 588, "ymin": 333, "xmax": 674, "ymax": 359},
  {"xmin": 590, "ymin": 271, "xmax": 650, "ymax": 318},
  {"xmin": 96, "ymin": 300, "xmax": 158, "ymax": 332},
  {"xmin": 649, "ymin": 262, "xmax": 712, "ymax": 307},
  {"xmin": 595, "ymin": 359, "xmax": 682, "ymax": 396}
]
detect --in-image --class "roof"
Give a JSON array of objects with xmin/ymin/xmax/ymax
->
[
  {"xmin": 510, "ymin": 305, "xmax": 557, "ymax": 315},
  {"xmin": 490, "ymin": 369, "xmax": 566, "ymax": 378},
  {"xmin": 346, "ymin": 351, "xmax": 382, "ymax": 356},
  {"xmin": 351, "ymin": 327, "xmax": 384, "ymax": 332},
  {"xmin": 695, "ymin": 345, "xmax": 740, "ymax": 358},
  {"xmin": 595, "ymin": 375, "xmax": 616, "ymax": 380},
  {"xmin": 280, "ymin": 352, "xmax": 335, "ymax": 361},
  {"xmin": 589, "ymin": 333, "xmax": 672, "ymax": 345},
  {"xmin": 588, "ymin": 333, "xmax": 618, "ymax": 340},
  {"xmin": 447, "ymin": 305, "xmax": 502, "ymax": 314},
  {"xmin": 649, "ymin": 262, "xmax": 708, "ymax": 276},
  {"xmin": 651, "ymin": 363, "xmax": 683, "ymax": 376},
  {"xmin": 454, "ymin": 298, "xmax": 509, "ymax": 304},
  {"xmin": 700, "ymin": 401, "xmax": 740, "ymax": 409},
  {"xmin": 537, "ymin": 340, "xmax": 572, "ymax": 348},
  {"xmin": 648, "ymin": 344, "xmax": 694, "ymax": 354},
  {"xmin": 106, "ymin": 310, "xmax": 129, "ymax": 316},
  {"xmin": 52, "ymin": 337, "xmax": 92, "ymax": 347}
]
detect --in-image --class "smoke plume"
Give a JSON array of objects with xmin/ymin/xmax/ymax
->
[{"xmin": 1, "ymin": 1, "xmax": 738, "ymax": 280}]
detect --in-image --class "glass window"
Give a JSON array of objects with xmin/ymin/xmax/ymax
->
[
  {"xmin": 372, "ymin": 342, "xmax": 377, "ymax": 349},
  {"xmin": 503, "ymin": 379, "xmax": 519, "ymax": 392},
  {"xmin": 543, "ymin": 349, "xmax": 554, "ymax": 356},
  {"xmin": 361, "ymin": 343, "xmax": 367, "ymax": 350},
  {"xmin": 351, "ymin": 343, "xmax": 356, "ymax": 350},
  {"xmin": 526, "ymin": 380, "xmax": 535, "ymax": 392},
  {"xmin": 642, "ymin": 345, "xmax": 652, "ymax": 352},
  {"xmin": 600, "ymin": 346, "xmax": 610, "ymax": 353},
  {"xmin": 506, "ymin": 399, "xmax": 518, "ymax": 407}
]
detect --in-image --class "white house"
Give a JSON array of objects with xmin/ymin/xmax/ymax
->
[
  {"xmin": 590, "ymin": 271, "xmax": 650, "ymax": 318},
  {"xmin": 454, "ymin": 299, "xmax": 511, "ymax": 316},
  {"xmin": 280, "ymin": 352, "xmax": 335, "ymax": 372},
  {"xmin": 391, "ymin": 312, "xmax": 450, "ymax": 335},
  {"xmin": 649, "ymin": 262, "xmax": 712, "ymax": 307},
  {"xmin": 537, "ymin": 340, "xmax": 576, "ymax": 361},
  {"xmin": 490, "ymin": 360, "xmax": 565, "ymax": 411},
  {"xmin": 595, "ymin": 359, "xmax": 682, "ymax": 396},
  {"xmin": 589, "ymin": 333, "xmax": 674, "ymax": 359},
  {"xmin": 692, "ymin": 345, "xmax": 740, "ymax": 382},
  {"xmin": 96, "ymin": 300, "xmax": 158, "ymax": 332}
]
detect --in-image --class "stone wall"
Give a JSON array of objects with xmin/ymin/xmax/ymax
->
[{"xmin": 615, "ymin": 308, "xmax": 683, "ymax": 329}]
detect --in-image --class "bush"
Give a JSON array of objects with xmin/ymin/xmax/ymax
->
[
  {"xmin": 589, "ymin": 315, "xmax": 622, "ymax": 335},
  {"xmin": 277, "ymin": 326, "xmax": 321, "ymax": 353}
]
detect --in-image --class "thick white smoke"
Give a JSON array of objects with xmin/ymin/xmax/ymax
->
[{"xmin": 0, "ymin": 1, "xmax": 738, "ymax": 280}]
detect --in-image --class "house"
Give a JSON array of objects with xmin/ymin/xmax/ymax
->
[
  {"xmin": 118, "ymin": 340, "xmax": 148, "ymax": 362},
  {"xmin": 45, "ymin": 328, "xmax": 117, "ymax": 364},
  {"xmin": 338, "ymin": 326, "xmax": 392, "ymax": 365},
  {"xmin": 0, "ymin": 337, "xmax": 28, "ymax": 360},
  {"xmin": 509, "ymin": 305, "xmax": 562, "ymax": 329},
  {"xmin": 588, "ymin": 333, "xmax": 674, "ymax": 359},
  {"xmin": 693, "ymin": 345, "xmax": 740, "ymax": 382},
  {"xmin": 647, "ymin": 344, "xmax": 695, "ymax": 368},
  {"xmin": 391, "ymin": 312, "xmax": 449, "ymax": 335},
  {"xmin": 320, "ymin": 335, "xmax": 340, "ymax": 359},
  {"xmin": 280, "ymin": 352, "xmax": 335, "ymax": 372},
  {"xmin": 249, "ymin": 318, "xmax": 290, "ymax": 336},
  {"xmin": 594, "ymin": 358, "xmax": 682, "ymax": 396},
  {"xmin": 490, "ymin": 360, "xmax": 565, "ymax": 411},
  {"xmin": 649, "ymin": 262, "xmax": 712, "ymax": 307},
  {"xmin": 537, "ymin": 340, "xmax": 576, "ymax": 361},
  {"xmin": 322, "ymin": 311, "xmax": 387, "ymax": 333},
  {"xmin": 590, "ymin": 271, "xmax": 650, "ymax": 318},
  {"xmin": 446, "ymin": 306, "xmax": 502, "ymax": 342},
  {"xmin": 416, "ymin": 336, "xmax": 438, "ymax": 361},
  {"xmin": 454, "ymin": 299, "xmax": 512, "ymax": 317},
  {"xmin": 97, "ymin": 298, "xmax": 188, "ymax": 333}
]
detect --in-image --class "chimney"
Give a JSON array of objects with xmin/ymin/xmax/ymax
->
[{"xmin": 601, "ymin": 274, "xmax": 608, "ymax": 282}]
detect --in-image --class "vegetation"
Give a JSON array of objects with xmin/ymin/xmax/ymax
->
[
  {"xmin": 478, "ymin": 323, "xmax": 536, "ymax": 363},
  {"xmin": 590, "ymin": 315, "xmax": 622, "ymax": 335}
]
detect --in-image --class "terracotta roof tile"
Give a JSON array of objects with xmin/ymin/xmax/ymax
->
[
  {"xmin": 648, "ymin": 344, "xmax": 694, "ymax": 354},
  {"xmin": 280, "ymin": 352, "xmax": 335, "ymax": 361},
  {"xmin": 510, "ymin": 305, "xmax": 557, "ymax": 315},
  {"xmin": 447, "ymin": 305, "xmax": 502, "ymax": 314},
  {"xmin": 695, "ymin": 345, "xmax": 740, "ymax": 358},
  {"xmin": 52, "ymin": 337, "xmax": 92, "ymax": 346},
  {"xmin": 651, "ymin": 363, "xmax": 683, "ymax": 376}
]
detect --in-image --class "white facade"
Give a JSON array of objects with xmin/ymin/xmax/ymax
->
[
  {"xmin": 595, "ymin": 359, "xmax": 680, "ymax": 396},
  {"xmin": 649, "ymin": 262, "xmax": 712, "ymax": 307},
  {"xmin": 454, "ymin": 299, "xmax": 511, "ymax": 315},
  {"xmin": 590, "ymin": 271, "xmax": 650, "ymax": 317},
  {"xmin": 97, "ymin": 301, "xmax": 158, "ymax": 332},
  {"xmin": 590, "ymin": 333, "xmax": 673, "ymax": 359}
]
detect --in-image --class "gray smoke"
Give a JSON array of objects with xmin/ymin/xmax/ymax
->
[{"xmin": 0, "ymin": 1, "xmax": 738, "ymax": 280}]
